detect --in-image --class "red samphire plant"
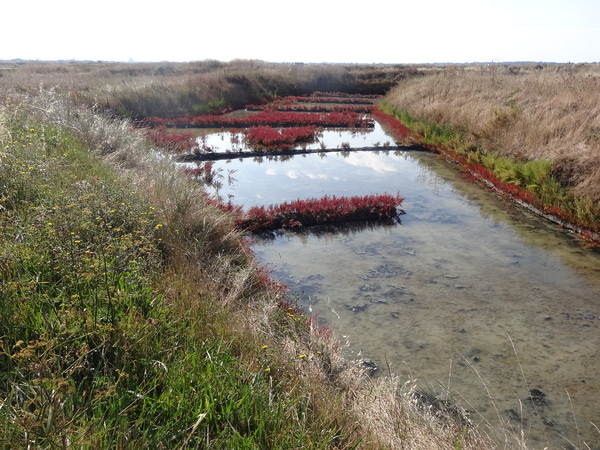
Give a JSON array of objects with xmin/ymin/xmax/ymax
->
[
  {"xmin": 234, "ymin": 193, "xmax": 405, "ymax": 233},
  {"xmin": 243, "ymin": 126, "xmax": 318, "ymax": 150},
  {"xmin": 146, "ymin": 109, "xmax": 373, "ymax": 129},
  {"xmin": 145, "ymin": 127, "xmax": 197, "ymax": 152}
]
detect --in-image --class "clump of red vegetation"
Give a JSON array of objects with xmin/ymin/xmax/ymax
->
[
  {"xmin": 291, "ymin": 96, "xmax": 375, "ymax": 104},
  {"xmin": 146, "ymin": 109, "xmax": 373, "ymax": 129},
  {"xmin": 145, "ymin": 126, "xmax": 197, "ymax": 151},
  {"xmin": 230, "ymin": 193, "xmax": 404, "ymax": 233},
  {"xmin": 245, "ymin": 104, "xmax": 374, "ymax": 113},
  {"xmin": 371, "ymin": 108, "xmax": 412, "ymax": 141},
  {"xmin": 245, "ymin": 93, "xmax": 377, "ymax": 113},
  {"xmin": 243, "ymin": 126, "xmax": 318, "ymax": 150},
  {"xmin": 267, "ymin": 94, "xmax": 378, "ymax": 106}
]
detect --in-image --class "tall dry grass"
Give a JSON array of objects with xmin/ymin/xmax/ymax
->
[
  {"xmin": 386, "ymin": 64, "xmax": 600, "ymax": 202},
  {"xmin": 0, "ymin": 60, "xmax": 413, "ymax": 118}
]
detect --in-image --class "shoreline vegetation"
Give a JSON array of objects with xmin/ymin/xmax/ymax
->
[
  {"xmin": 381, "ymin": 64, "xmax": 600, "ymax": 245},
  {"xmin": 1, "ymin": 60, "xmax": 598, "ymax": 448}
]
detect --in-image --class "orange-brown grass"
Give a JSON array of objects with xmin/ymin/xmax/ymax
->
[{"xmin": 386, "ymin": 64, "xmax": 600, "ymax": 202}]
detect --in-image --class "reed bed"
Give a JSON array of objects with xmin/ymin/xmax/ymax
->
[{"xmin": 0, "ymin": 60, "xmax": 410, "ymax": 118}]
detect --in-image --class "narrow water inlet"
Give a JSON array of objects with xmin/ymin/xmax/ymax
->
[{"xmin": 201, "ymin": 121, "xmax": 600, "ymax": 449}]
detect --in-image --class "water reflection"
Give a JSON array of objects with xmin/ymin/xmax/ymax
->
[
  {"xmin": 187, "ymin": 123, "xmax": 394, "ymax": 155},
  {"xmin": 256, "ymin": 220, "xmax": 402, "ymax": 246},
  {"xmin": 200, "ymin": 150, "xmax": 419, "ymax": 208}
]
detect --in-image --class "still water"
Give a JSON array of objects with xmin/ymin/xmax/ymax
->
[{"xmin": 200, "ymin": 125, "xmax": 600, "ymax": 449}]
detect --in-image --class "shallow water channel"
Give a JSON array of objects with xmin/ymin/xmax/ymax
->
[{"xmin": 197, "ymin": 123, "xmax": 600, "ymax": 449}]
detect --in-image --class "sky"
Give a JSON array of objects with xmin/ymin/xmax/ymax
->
[{"xmin": 3, "ymin": 0, "xmax": 599, "ymax": 64}]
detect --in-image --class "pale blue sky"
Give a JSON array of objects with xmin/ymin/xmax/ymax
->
[{"xmin": 3, "ymin": 0, "xmax": 599, "ymax": 63}]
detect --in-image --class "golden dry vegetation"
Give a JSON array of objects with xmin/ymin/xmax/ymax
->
[
  {"xmin": 386, "ymin": 64, "xmax": 600, "ymax": 202},
  {"xmin": 0, "ymin": 60, "xmax": 415, "ymax": 118}
]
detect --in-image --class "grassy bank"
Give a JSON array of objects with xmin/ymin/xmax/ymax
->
[
  {"xmin": 382, "ymin": 64, "xmax": 600, "ymax": 241},
  {"xmin": 0, "ymin": 82, "xmax": 500, "ymax": 446}
]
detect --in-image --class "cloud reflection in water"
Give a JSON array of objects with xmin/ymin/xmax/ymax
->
[{"xmin": 343, "ymin": 152, "xmax": 400, "ymax": 174}]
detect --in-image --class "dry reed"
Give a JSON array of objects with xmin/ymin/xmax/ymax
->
[{"xmin": 386, "ymin": 64, "xmax": 600, "ymax": 202}]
